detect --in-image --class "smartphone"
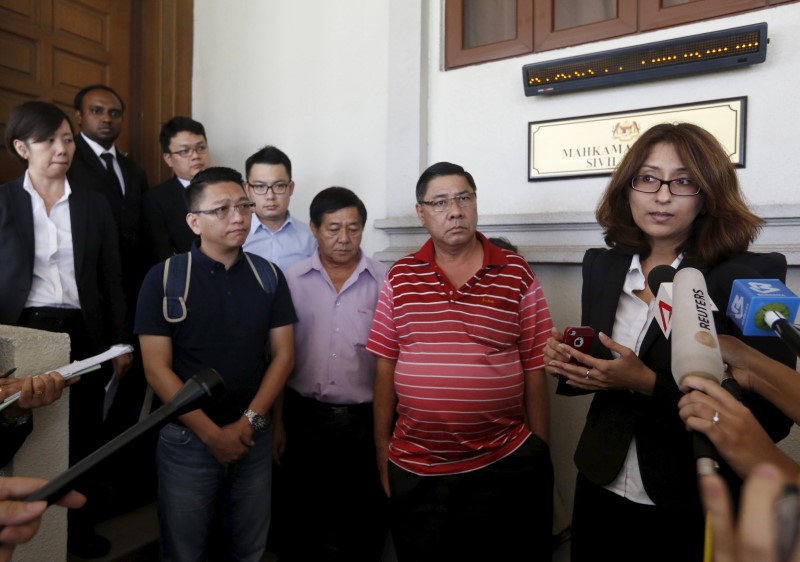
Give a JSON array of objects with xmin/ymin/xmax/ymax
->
[{"xmin": 563, "ymin": 326, "xmax": 595, "ymax": 366}]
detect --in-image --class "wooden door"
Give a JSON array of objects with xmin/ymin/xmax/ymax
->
[{"xmin": 0, "ymin": 0, "xmax": 133, "ymax": 182}]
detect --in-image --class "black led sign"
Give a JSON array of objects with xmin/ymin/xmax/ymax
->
[{"xmin": 523, "ymin": 23, "xmax": 767, "ymax": 96}]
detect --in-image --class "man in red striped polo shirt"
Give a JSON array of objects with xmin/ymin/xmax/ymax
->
[{"xmin": 367, "ymin": 162, "xmax": 555, "ymax": 562}]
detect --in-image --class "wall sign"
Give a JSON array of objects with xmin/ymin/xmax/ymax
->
[{"xmin": 528, "ymin": 97, "xmax": 746, "ymax": 181}]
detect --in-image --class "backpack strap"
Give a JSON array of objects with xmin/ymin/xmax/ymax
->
[
  {"xmin": 244, "ymin": 252, "xmax": 278, "ymax": 295},
  {"xmin": 162, "ymin": 252, "xmax": 191, "ymax": 323}
]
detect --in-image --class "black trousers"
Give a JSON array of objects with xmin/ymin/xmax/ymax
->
[
  {"xmin": 570, "ymin": 472, "xmax": 706, "ymax": 562},
  {"xmin": 388, "ymin": 435, "xmax": 554, "ymax": 562},
  {"xmin": 279, "ymin": 388, "xmax": 388, "ymax": 562}
]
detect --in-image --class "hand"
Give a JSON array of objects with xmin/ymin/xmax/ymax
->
[
  {"xmin": 678, "ymin": 375, "xmax": 798, "ymax": 479},
  {"xmin": 111, "ymin": 353, "xmax": 133, "ymax": 380},
  {"xmin": 547, "ymin": 331, "xmax": 657, "ymax": 395},
  {"xmin": 1, "ymin": 372, "xmax": 71, "ymax": 422},
  {"xmin": 700, "ymin": 463, "xmax": 800, "ymax": 562},
  {"xmin": 376, "ymin": 438, "xmax": 390, "ymax": 498},
  {"xmin": 205, "ymin": 418, "xmax": 254, "ymax": 466},
  {"xmin": 272, "ymin": 418, "xmax": 286, "ymax": 465},
  {"xmin": 0, "ymin": 476, "xmax": 85, "ymax": 562},
  {"xmin": 542, "ymin": 327, "xmax": 567, "ymax": 379}
]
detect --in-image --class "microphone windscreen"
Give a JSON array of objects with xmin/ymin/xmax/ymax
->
[
  {"xmin": 648, "ymin": 264, "xmax": 677, "ymax": 295},
  {"xmin": 671, "ymin": 267, "xmax": 725, "ymax": 386}
]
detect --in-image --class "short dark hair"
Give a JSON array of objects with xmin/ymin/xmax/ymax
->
[
  {"xmin": 159, "ymin": 116, "xmax": 207, "ymax": 153},
  {"xmin": 73, "ymin": 84, "xmax": 125, "ymax": 112},
  {"xmin": 245, "ymin": 145, "xmax": 292, "ymax": 178},
  {"xmin": 488, "ymin": 237, "xmax": 518, "ymax": 253},
  {"xmin": 415, "ymin": 161, "xmax": 477, "ymax": 203},
  {"xmin": 596, "ymin": 122, "xmax": 763, "ymax": 267},
  {"xmin": 5, "ymin": 101, "xmax": 73, "ymax": 165},
  {"xmin": 185, "ymin": 166, "xmax": 245, "ymax": 211},
  {"xmin": 309, "ymin": 187, "xmax": 367, "ymax": 228}
]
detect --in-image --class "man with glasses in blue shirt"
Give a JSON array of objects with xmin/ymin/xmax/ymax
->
[
  {"xmin": 243, "ymin": 145, "xmax": 316, "ymax": 272},
  {"xmin": 135, "ymin": 167, "xmax": 296, "ymax": 562}
]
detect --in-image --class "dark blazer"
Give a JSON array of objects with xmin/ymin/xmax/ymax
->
[
  {"xmin": 67, "ymin": 134, "xmax": 149, "ymax": 309},
  {"xmin": 559, "ymin": 248, "xmax": 794, "ymax": 509},
  {"xmin": 142, "ymin": 176, "xmax": 197, "ymax": 264},
  {"xmin": 0, "ymin": 177, "xmax": 129, "ymax": 350}
]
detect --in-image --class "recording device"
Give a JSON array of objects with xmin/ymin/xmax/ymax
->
[
  {"xmin": 671, "ymin": 267, "xmax": 725, "ymax": 475},
  {"xmin": 563, "ymin": 326, "xmax": 595, "ymax": 366},
  {"xmin": 25, "ymin": 368, "xmax": 224, "ymax": 505},
  {"xmin": 727, "ymin": 277, "xmax": 800, "ymax": 356}
]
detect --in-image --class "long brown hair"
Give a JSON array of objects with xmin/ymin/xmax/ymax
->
[{"xmin": 596, "ymin": 123, "xmax": 763, "ymax": 267}]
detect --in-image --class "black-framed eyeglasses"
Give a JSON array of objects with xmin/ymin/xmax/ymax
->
[
  {"xmin": 169, "ymin": 143, "xmax": 209, "ymax": 158},
  {"xmin": 247, "ymin": 181, "xmax": 290, "ymax": 195},
  {"xmin": 87, "ymin": 106, "xmax": 123, "ymax": 119},
  {"xmin": 190, "ymin": 202, "xmax": 256, "ymax": 220},
  {"xmin": 419, "ymin": 192, "xmax": 476, "ymax": 213},
  {"xmin": 630, "ymin": 175, "xmax": 701, "ymax": 196}
]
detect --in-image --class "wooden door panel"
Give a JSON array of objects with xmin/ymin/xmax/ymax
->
[{"xmin": 0, "ymin": 0, "xmax": 131, "ymax": 182}]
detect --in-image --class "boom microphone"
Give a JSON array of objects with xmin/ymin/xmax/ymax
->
[
  {"xmin": 26, "ymin": 368, "xmax": 225, "ymax": 505},
  {"xmin": 671, "ymin": 267, "xmax": 725, "ymax": 475}
]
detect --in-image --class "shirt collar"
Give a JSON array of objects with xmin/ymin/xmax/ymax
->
[
  {"xmin": 190, "ymin": 239, "xmax": 245, "ymax": 270},
  {"xmin": 412, "ymin": 231, "xmax": 506, "ymax": 268},
  {"xmin": 80, "ymin": 132, "xmax": 117, "ymax": 159},
  {"xmin": 250, "ymin": 210, "xmax": 295, "ymax": 235},
  {"xmin": 306, "ymin": 249, "xmax": 380, "ymax": 282},
  {"xmin": 177, "ymin": 176, "xmax": 191, "ymax": 188},
  {"xmin": 22, "ymin": 170, "xmax": 72, "ymax": 201}
]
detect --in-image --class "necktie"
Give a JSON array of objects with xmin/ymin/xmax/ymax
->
[{"xmin": 100, "ymin": 152, "xmax": 124, "ymax": 198}]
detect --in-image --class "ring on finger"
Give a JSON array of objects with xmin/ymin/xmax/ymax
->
[
  {"xmin": 712, "ymin": 411, "xmax": 720, "ymax": 425},
  {"xmin": 585, "ymin": 368, "xmax": 591, "ymax": 380}
]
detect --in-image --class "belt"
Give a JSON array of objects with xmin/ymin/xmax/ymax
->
[
  {"xmin": 21, "ymin": 306, "xmax": 82, "ymax": 321},
  {"xmin": 286, "ymin": 388, "xmax": 372, "ymax": 416}
]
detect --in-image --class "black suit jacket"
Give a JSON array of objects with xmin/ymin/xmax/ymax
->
[
  {"xmin": 559, "ymin": 248, "xmax": 794, "ymax": 509},
  {"xmin": 0, "ymin": 177, "xmax": 128, "ymax": 350},
  {"xmin": 67, "ymin": 134, "xmax": 149, "ymax": 311},
  {"xmin": 142, "ymin": 176, "xmax": 197, "ymax": 264}
]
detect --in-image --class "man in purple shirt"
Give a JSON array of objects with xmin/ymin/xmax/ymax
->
[{"xmin": 278, "ymin": 187, "xmax": 388, "ymax": 561}]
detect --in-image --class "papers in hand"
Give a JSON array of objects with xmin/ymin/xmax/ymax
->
[{"xmin": 0, "ymin": 344, "xmax": 133, "ymax": 412}]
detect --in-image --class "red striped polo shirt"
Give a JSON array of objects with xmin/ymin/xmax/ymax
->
[{"xmin": 366, "ymin": 233, "xmax": 553, "ymax": 475}]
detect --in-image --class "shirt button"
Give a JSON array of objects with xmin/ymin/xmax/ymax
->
[{"xmin": 331, "ymin": 354, "xmax": 337, "ymax": 358}]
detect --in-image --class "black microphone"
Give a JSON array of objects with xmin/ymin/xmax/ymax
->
[
  {"xmin": 648, "ymin": 265, "xmax": 677, "ymax": 338},
  {"xmin": 671, "ymin": 267, "xmax": 724, "ymax": 475},
  {"xmin": 26, "ymin": 368, "xmax": 225, "ymax": 505}
]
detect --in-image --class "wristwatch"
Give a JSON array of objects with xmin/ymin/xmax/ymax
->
[{"xmin": 244, "ymin": 408, "xmax": 268, "ymax": 431}]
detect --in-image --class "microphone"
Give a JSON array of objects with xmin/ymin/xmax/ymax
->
[
  {"xmin": 648, "ymin": 265, "xmax": 677, "ymax": 338},
  {"xmin": 26, "ymin": 368, "xmax": 225, "ymax": 505},
  {"xmin": 671, "ymin": 267, "xmax": 725, "ymax": 475},
  {"xmin": 727, "ymin": 276, "xmax": 800, "ymax": 356}
]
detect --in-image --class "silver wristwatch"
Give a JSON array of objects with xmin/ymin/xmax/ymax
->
[{"xmin": 244, "ymin": 408, "xmax": 268, "ymax": 431}]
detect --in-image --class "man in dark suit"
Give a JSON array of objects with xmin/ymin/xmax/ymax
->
[
  {"xmin": 66, "ymin": 84, "xmax": 152, "ymax": 529},
  {"xmin": 142, "ymin": 116, "xmax": 209, "ymax": 264}
]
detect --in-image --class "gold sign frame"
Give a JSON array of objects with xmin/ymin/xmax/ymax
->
[{"xmin": 528, "ymin": 97, "xmax": 746, "ymax": 181}]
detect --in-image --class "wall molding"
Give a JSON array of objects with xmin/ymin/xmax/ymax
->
[{"xmin": 374, "ymin": 205, "xmax": 800, "ymax": 265}]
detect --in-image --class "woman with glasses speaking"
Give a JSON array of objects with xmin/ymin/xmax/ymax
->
[{"xmin": 542, "ymin": 123, "xmax": 795, "ymax": 562}]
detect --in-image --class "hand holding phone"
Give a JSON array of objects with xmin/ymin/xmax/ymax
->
[{"xmin": 563, "ymin": 326, "xmax": 595, "ymax": 368}]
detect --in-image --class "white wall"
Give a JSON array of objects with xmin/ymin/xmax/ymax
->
[{"xmin": 193, "ymin": 0, "xmax": 392, "ymax": 257}]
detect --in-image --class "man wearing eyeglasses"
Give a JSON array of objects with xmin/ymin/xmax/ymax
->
[
  {"xmin": 143, "ymin": 116, "xmax": 211, "ymax": 263},
  {"xmin": 135, "ymin": 167, "xmax": 296, "ymax": 562},
  {"xmin": 366, "ymin": 162, "xmax": 556, "ymax": 561},
  {"xmin": 243, "ymin": 145, "xmax": 316, "ymax": 272}
]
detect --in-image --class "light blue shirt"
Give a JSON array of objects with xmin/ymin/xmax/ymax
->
[{"xmin": 243, "ymin": 211, "xmax": 316, "ymax": 272}]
